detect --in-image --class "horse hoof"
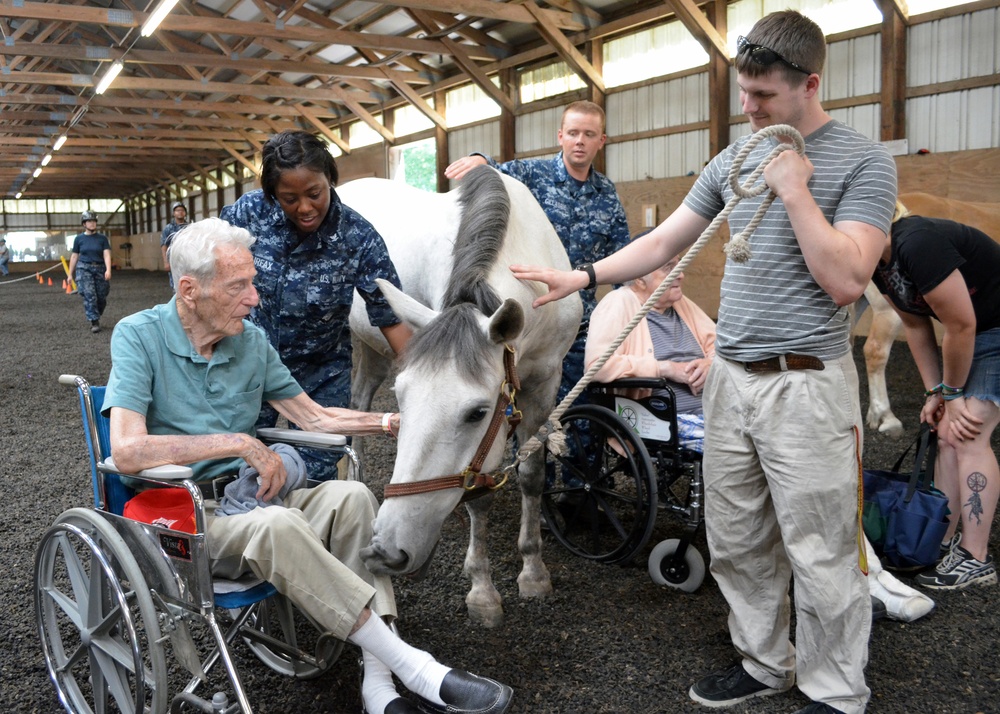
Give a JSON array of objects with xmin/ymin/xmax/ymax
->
[
  {"xmin": 878, "ymin": 417, "xmax": 904, "ymax": 438},
  {"xmin": 466, "ymin": 602, "xmax": 504, "ymax": 628},
  {"xmin": 517, "ymin": 578, "xmax": 553, "ymax": 599}
]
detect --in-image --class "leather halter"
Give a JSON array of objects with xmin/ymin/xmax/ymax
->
[{"xmin": 383, "ymin": 344, "xmax": 522, "ymax": 503}]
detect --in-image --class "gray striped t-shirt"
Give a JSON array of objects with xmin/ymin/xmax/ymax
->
[{"xmin": 684, "ymin": 120, "xmax": 897, "ymax": 362}]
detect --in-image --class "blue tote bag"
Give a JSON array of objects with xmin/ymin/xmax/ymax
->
[{"xmin": 862, "ymin": 425, "xmax": 951, "ymax": 570}]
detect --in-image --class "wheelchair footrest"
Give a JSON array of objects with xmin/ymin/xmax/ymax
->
[{"xmin": 213, "ymin": 576, "xmax": 278, "ymax": 609}]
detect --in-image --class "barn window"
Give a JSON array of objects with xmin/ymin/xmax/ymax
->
[
  {"xmin": 603, "ymin": 21, "xmax": 709, "ymax": 88},
  {"xmin": 349, "ymin": 115, "xmax": 384, "ymax": 149},
  {"xmin": 394, "ymin": 100, "xmax": 435, "ymax": 138},
  {"xmin": 519, "ymin": 61, "xmax": 586, "ymax": 104},
  {"xmin": 445, "ymin": 80, "xmax": 502, "ymax": 128}
]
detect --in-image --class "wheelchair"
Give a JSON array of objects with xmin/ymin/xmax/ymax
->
[
  {"xmin": 35, "ymin": 375, "xmax": 362, "ymax": 714},
  {"xmin": 540, "ymin": 378, "xmax": 706, "ymax": 592}
]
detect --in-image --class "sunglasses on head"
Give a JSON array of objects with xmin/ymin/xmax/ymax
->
[{"xmin": 736, "ymin": 35, "xmax": 812, "ymax": 76}]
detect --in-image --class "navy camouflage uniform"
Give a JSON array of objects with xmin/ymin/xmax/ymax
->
[
  {"xmin": 480, "ymin": 151, "xmax": 631, "ymax": 404},
  {"xmin": 220, "ymin": 188, "xmax": 403, "ymax": 481},
  {"xmin": 71, "ymin": 232, "xmax": 111, "ymax": 322},
  {"xmin": 160, "ymin": 220, "xmax": 188, "ymax": 287}
]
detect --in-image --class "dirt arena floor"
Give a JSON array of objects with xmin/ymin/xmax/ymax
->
[{"xmin": 2, "ymin": 269, "xmax": 998, "ymax": 713}]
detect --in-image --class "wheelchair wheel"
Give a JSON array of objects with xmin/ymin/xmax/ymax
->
[
  {"xmin": 35, "ymin": 508, "xmax": 169, "ymax": 713},
  {"xmin": 647, "ymin": 538, "xmax": 706, "ymax": 592},
  {"xmin": 542, "ymin": 404, "xmax": 657, "ymax": 564},
  {"xmin": 242, "ymin": 592, "xmax": 344, "ymax": 679}
]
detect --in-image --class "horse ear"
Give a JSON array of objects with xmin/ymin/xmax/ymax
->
[
  {"xmin": 487, "ymin": 298, "xmax": 524, "ymax": 344},
  {"xmin": 375, "ymin": 278, "xmax": 438, "ymax": 330}
]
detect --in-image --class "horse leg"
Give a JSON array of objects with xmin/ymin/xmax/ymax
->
[
  {"xmin": 863, "ymin": 286, "xmax": 904, "ymax": 437},
  {"xmin": 516, "ymin": 445, "xmax": 553, "ymax": 599},
  {"xmin": 462, "ymin": 495, "xmax": 504, "ymax": 628}
]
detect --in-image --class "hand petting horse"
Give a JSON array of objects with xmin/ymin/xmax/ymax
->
[{"xmin": 341, "ymin": 167, "xmax": 583, "ymax": 626}]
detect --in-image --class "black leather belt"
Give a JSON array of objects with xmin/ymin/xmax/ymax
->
[{"xmin": 738, "ymin": 354, "xmax": 825, "ymax": 373}]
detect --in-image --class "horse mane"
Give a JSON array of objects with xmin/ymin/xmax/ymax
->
[
  {"xmin": 402, "ymin": 304, "xmax": 494, "ymax": 382},
  {"xmin": 441, "ymin": 165, "xmax": 508, "ymax": 315}
]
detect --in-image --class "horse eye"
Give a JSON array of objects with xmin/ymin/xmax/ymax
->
[{"xmin": 466, "ymin": 407, "xmax": 489, "ymax": 423}]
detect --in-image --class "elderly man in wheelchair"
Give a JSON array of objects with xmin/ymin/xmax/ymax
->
[{"xmin": 40, "ymin": 218, "xmax": 513, "ymax": 714}]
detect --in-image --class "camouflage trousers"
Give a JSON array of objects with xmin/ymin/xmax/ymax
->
[
  {"xmin": 256, "ymin": 368, "xmax": 351, "ymax": 483},
  {"xmin": 75, "ymin": 263, "xmax": 110, "ymax": 322}
]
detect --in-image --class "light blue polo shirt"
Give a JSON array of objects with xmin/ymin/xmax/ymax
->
[{"xmin": 103, "ymin": 296, "xmax": 302, "ymax": 481}]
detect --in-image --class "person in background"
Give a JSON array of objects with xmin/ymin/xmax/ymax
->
[
  {"xmin": 584, "ymin": 252, "xmax": 714, "ymax": 452},
  {"xmin": 105, "ymin": 218, "xmax": 513, "ymax": 714},
  {"xmin": 445, "ymin": 100, "xmax": 630, "ymax": 413},
  {"xmin": 221, "ymin": 130, "xmax": 411, "ymax": 482},
  {"xmin": 872, "ymin": 200, "xmax": 1000, "ymax": 590},
  {"xmin": 509, "ymin": 11, "xmax": 897, "ymax": 713},
  {"xmin": 68, "ymin": 210, "xmax": 112, "ymax": 333},
  {"xmin": 0, "ymin": 237, "xmax": 10, "ymax": 277},
  {"xmin": 161, "ymin": 200, "xmax": 189, "ymax": 288}
]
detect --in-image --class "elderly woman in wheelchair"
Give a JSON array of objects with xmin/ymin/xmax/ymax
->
[
  {"xmin": 37, "ymin": 218, "xmax": 512, "ymax": 714},
  {"xmin": 537, "ymin": 254, "xmax": 715, "ymax": 589}
]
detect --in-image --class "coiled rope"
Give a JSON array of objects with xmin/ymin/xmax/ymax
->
[{"xmin": 512, "ymin": 124, "xmax": 805, "ymax": 468}]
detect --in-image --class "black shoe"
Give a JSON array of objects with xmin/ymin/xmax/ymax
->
[
  {"xmin": 792, "ymin": 703, "xmax": 845, "ymax": 713},
  {"xmin": 421, "ymin": 670, "xmax": 513, "ymax": 714},
  {"xmin": 90, "ymin": 320, "xmax": 101, "ymax": 333},
  {"xmin": 689, "ymin": 662, "xmax": 784, "ymax": 708}
]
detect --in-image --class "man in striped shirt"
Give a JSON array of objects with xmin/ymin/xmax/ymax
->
[{"xmin": 512, "ymin": 10, "xmax": 896, "ymax": 714}]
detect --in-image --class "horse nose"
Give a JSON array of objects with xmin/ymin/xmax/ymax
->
[{"xmin": 360, "ymin": 541, "xmax": 410, "ymax": 574}]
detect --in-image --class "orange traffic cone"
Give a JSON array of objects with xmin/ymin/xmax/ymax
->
[
  {"xmin": 37, "ymin": 273, "xmax": 42, "ymax": 283},
  {"xmin": 47, "ymin": 277, "xmax": 53, "ymax": 286}
]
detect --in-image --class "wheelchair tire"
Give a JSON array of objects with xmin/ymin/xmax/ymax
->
[
  {"xmin": 541, "ymin": 404, "xmax": 657, "ymax": 565},
  {"xmin": 35, "ymin": 507, "xmax": 169, "ymax": 713},
  {"xmin": 647, "ymin": 538, "xmax": 706, "ymax": 592},
  {"xmin": 242, "ymin": 592, "xmax": 344, "ymax": 679}
]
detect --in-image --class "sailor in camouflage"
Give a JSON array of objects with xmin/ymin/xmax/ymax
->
[
  {"xmin": 68, "ymin": 210, "xmax": 113, "ymax": 333},
  {"xmin": 160, "ymin": 201, "xmax": 188, "ymax": 288},
  {"xmin": 221, "ymin": 131, "xmax": 410, "ymax": 481},
  {"xmin": 445, "ymin": 100, "xmax": 630, "ymax": 405}
]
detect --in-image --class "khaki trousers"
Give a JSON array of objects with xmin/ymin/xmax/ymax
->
[
  {"xmin": 207, "ymin": 479, "xmax": 396, "ymax": 641},
  {"xmin": 702, "ymin": 352, "xmax": 871, "ymax": 714}
]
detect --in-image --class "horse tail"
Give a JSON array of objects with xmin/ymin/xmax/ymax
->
[{"xmin": 443, "ymin": 165, "xmax": 506, "ymax": 315}]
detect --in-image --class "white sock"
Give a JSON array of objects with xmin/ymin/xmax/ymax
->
[
  {"xmin": 361, "ymin": 649, "xmax": 401, "ymax": 714},
  {"xmin": 348, "ymin": 613, "xmax": 450, "ymax": 705}
]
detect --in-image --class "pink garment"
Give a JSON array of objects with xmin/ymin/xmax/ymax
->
[{"xmin": 585, "ymin": 286, "xmax": 716, "ymax": 398}]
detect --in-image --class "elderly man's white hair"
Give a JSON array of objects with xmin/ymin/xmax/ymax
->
[{"xmin": 169, "ymin": 217, "xmax": 256, "ymax": 286}]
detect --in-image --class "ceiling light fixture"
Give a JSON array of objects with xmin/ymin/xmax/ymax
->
[
  {"xmin": 33, "ymin": 168, "xmax": 43, "ymax": 178},
  {"xmin": 95, "ymin": 61, "xmax": 124, "ymax": 95},
  {"xmin": 53, "ymin": 135, "xmax": 68, "ymax": 151},
  {"xmin": 41, "ymin": 154, "xmax": 52, "ymax": 167},
  {"xmin": 141, "ymin": 0, "xmax": 181, "ymax": 37},
  {"xmin": 15, "ymin": 192, "xmax": 22, "ymax": 199}
]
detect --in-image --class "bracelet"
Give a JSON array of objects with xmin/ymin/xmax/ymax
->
[
  {"xmin": 381, "ymin": 412, "xmax": 397, "ymax": 438},
  {"xmin": 942, "ymin": 386, "xmax": 965, "ymax": 401},
  {"xmin": 575, "ymin": 263, "xmax": 597, "ymax": 290},
  {"xmin": 924, "ymin": 384, "xmax": 943, "ymax": 398}
]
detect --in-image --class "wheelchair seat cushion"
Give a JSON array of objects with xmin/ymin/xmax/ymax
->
[{"xmin": 123, "ymin": 487, "xmax": 196, "ymax": 533}]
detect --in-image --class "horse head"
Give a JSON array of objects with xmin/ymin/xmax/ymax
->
[{"xmin": 360, "ymin": 279, "xmax": 525, "ymax": 577}]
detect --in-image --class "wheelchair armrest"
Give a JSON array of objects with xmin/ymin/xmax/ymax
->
[
  {"xmin": 256, "ymin": 428, "xmax": 347, "ymax": 448},
  {"xmin": 591, "ymin": 377, "xmax": 671, "ymax": 391},
  {"xmin": 101, "ymin": 456, "xmax": 194, "ymax": 481}
]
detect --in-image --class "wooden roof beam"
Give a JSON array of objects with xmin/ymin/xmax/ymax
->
[
  {"xmin": 440, "ymin": 38, "xmax": 514, "ymax": 113},
  {"xmin": 663, "ymin": 0, "xmax": 729, "ymax": 58},
  {"xmin": 524, "ymin": 1, "xmax": 604, "ymax": 93}
]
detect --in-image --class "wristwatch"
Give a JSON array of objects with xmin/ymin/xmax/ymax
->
[{"xmin": 575, "ymin": 263, "xmax": 596, "ymax": 290}]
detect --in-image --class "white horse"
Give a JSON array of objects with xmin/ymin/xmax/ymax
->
[
  {"xmin": 857, "ymin": 193, "xmax": 1000, "ymax": 438},
  {"xmin": 340, "ymin": 167, "xmax": 583, "ymax": 627}
]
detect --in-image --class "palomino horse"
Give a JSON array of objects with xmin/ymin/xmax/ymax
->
[
  {"xmin": 340, "ymin": 167, "xmax": 583, "ymax": 627},
  {"xmin": 859, "ymin": 193, "xmax": 1000, "ymax": 436}
]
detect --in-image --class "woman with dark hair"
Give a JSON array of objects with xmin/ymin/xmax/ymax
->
[
  {"xmin": 221, "ymin": 131, "xmax": 411, "ymax": 481},
  {"xmin": 872, "ymin": 200, "xmax": 1000, "ymax": 589}
]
